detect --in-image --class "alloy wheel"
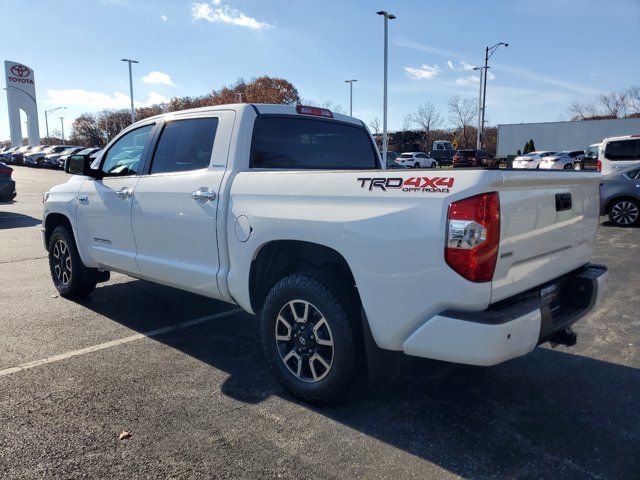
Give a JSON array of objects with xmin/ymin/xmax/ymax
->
[
  {"xmin": 52, "ymin": 239, "xmax": 72, "ymax": 286},
  {"xmin": 275, "ymin": 300, "xmax": 334, "ymax": 383},
  {"xmin": 611, "ymin": 201, "xmax": 639, "ymax": 225}
]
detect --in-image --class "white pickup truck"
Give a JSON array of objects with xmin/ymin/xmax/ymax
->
[{"xmin": 43, "ymin": 104, "xmax": 608, "ymax": 403}]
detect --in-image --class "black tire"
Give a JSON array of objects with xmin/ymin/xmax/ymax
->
[
  {"xmin": 608, "ymin": 198, "xmax": 640, "ymax": 226},
  {"xmin": 430, "ymin": 162, "xmax": 436, "ymax": 169},
  {"xmin": 413, "ymin": 163, "xmax": 420, "ymax": 168},
  {"xmin": 48, "ymin": 225, "xmax": 97, "ymax": 298},
  {"xmin": 563, "ymin": 163, "xmax": 573, "ymax": 170},
  {"xmin": 261, "ymin": 274, "xmax": 357, "ymax": 404}
]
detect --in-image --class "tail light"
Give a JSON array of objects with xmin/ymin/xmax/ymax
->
[
  {"xmin": 597, "ymin": 160, "xmax": 602, "ymax": 171},
  {"xmin": 445, "ymin": 192, "xmax": 500, "ymax": 282},
  {"xmin": 296, "ymin": 105, "xmax": 333, "ymax": 118}
]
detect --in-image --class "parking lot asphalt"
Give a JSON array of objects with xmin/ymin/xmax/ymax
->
[{"xmin": 0, "ymin": 165, "xmax": 638, "ymax": 480}]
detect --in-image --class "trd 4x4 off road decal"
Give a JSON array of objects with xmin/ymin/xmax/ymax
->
[{"xmin": 357, "ymin": 176, "xmax": 454, "ymax": 193}]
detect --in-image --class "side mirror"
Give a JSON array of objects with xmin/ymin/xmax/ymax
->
[{"xmin": 65, "ymin": 154, "xmax": 100, "ymax": 178}]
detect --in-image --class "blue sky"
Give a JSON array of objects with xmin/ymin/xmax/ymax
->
[{"xmin": 1, "ymin": 0, "xmax": 639, "ymax": 141}]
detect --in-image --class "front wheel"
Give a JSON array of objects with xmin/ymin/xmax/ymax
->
[
  {"xmin": 563, "ymin": 163, "xmax": 573, "ymax": 170},
  {"xmin": 609, "ymin": 199, "xmax": 640, "ymax": 226},
  {"xmin": 574, "ymin": 162, "xmax": 583, "ymax": 170},
  {"xmin": 48, "ymin": 226, "xmax": 97, "ymax": 298},
  {"xmin": 430, "ymin": 162, "xmax": 436, "ymax": 169},
  {"xmin": 261, "ymin": 274, "xmax": 357, "ymax": 403},
  {"xmin": 413, "ymin": 163, "xmax": 420, "ymax": 168}
]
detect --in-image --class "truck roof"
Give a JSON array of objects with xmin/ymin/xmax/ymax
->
[{"xmin": 138, "ymin": 103, "xmax": 364, "ymax": 128}]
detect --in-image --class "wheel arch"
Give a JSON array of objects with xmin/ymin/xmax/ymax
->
[
  {"xmin": 43, "ymin": 212, "xmax": 74, "ymax": 248},
  {"xmin": 248, "ymin": 240, "xmax": 360, "ymax": 315}
]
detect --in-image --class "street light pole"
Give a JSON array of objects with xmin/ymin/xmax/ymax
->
[
  {"xmin": 344, "ymin": 79, "xmax": 357, "ymax": 116},
  {"xmin": 121, "ymin": 58, "xmax": 139, "ymax": 123},
  {"xmin": 473, "ymin": 67, "xmax": 483, "ymax": 149},
  {"xmin": 376, "ymin": 10, "xmax": 396, "ymax": 169},
  {"xmin": 45, "ymin": 107, "xmax": 66, "ymax": 140},
  {"xmin": 60, "ymin": 117, "xmax": 65, "ymax": 145},
  {"xmin": 479, "ymin": 42, "xmax": 508, "ymax": 148}
]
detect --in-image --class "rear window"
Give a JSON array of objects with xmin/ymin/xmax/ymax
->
[
  {"xmin": 250, "ymin": 116, "xmax": 378, "ymax": 170},
  {"xmin": 605, "ymin": 139, "xmax": 640, "ymax": 161},
  {"xmin": 399, "ymin": 153, "xmax": 413, "ymax": 158}
]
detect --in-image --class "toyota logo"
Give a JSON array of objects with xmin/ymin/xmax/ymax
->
[{"xmin": 10, "ymin": 65, "xmax": 30, "ymax": 78}]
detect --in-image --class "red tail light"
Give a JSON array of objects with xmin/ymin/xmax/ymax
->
[
  {"xmin": 445, "ymin": 192, "xmax": 500, "ymax": 282},
  {"xmin": 597, "ymin": 160, "xmax": 602, "ymax": 171}
]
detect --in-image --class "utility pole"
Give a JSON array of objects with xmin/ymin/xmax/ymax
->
[
  {"xmin": 473, "ymin": 67, "xmax": 483, "ymax": 149},
  {"xmin": 344, "ymin": 79, "xmax": 357, "ymax": 117},
  {"xmin": 45, "ymin": 107, "xmax": 66, "ymax": 140},
  {"xmin": 121, "ymin": 58, "xmax": 139, "ymax": 123},
  {"xmin": 479, "ymin": 42, "xmax": 508, "ymax": 148},
  {"xmin": 376, "ymin": 10, "xmax": 396, "ymax": 169},
  {"xmin": 236, "ymin": 93, "xmax": 243, "ymax": 103},
  {"xmin": 60, "ymin": 117, "xmax": 65, "ymax": 145}
]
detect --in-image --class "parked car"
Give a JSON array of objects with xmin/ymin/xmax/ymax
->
[
  {"xmin": 539, "ymin": 151, "xmax": 584, "ymax": 170},
  {"xmin": 10, "ymin": 145, "xmax": 36, "ymax": 165},
  {"xmin": 428, "ymin": 140, "xmax": 456, "ymax": 166},
  {"xmin": 25, "ymin": 145, "xmax": 76, "ymax": 167},
  {"xmin": 512, "ymin": 151, "xmax": 557, "ymax": 169},
  {"xmin": 452, "ymin": 149, "xmax": 496, "ymax": 168},
  {"xmin": 599, "ymin": 164, "xmax": 640, "ymax": 226},
  {"xmin": 386, "ymin": 156, "xmax": 409, "ymax": 169},
  {"xmin": 396, "ymin": 152, "xmax": 438, "ymax": 168},
  {"xmin": 598, "ymin": 135, "xmax": 640, "ymax": 175},
  {"xmin": 43, "ymin": 103, "xmax": 607, "ymax": 403},
  {"xmin": 0, "ymin": 146, "xmax": 18, "ymax": 162},
  {"xmin": 574, "ymin": 143, "xmax": 600, "ymax": 170},
  {"xmin": 43, "ymin": 147, "xmax": 84, "ymax": 168},
  {"xmin": 58, "ymin": 147, "xmax": 101, "ymax": 169},
  {"xmin": 0, "ymin": 162, "xmax": 16, "ymax": 201}
]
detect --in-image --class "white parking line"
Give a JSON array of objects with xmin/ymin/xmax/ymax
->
[{"xmin": 0, "ymin": 308, "xmax": 244, "ymax": 378}]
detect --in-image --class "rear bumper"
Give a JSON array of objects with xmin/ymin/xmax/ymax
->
[
  {"xmin": 402, "ymin": 264, "xmax": 608, "ymax": 366},
  {"xmin": 0, "ymin": 180, "xmax": 16, "ymax": 201}
]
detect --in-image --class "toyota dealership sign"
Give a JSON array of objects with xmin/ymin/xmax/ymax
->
[{"xmin": 4, "ymin": 60, "xmax": 40, "ymax": 146}]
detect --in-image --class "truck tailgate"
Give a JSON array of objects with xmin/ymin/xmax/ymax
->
[{"xmin": 491, "ymin": 171, "xmax": 601, "ymax": 302}]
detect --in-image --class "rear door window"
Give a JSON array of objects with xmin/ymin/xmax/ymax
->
[
  {"xmin": 150, "ymin": 118, "xmax": 218, "ymax": 174},
  {"xmin": 605, "ymin": 140, "xmax": 640, "ymax": 161},
  {"xmin": 250, "ymin": 116, "xmax": 379, "ymax": 170}
]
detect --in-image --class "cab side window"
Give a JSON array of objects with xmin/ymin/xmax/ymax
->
[
  {"xmin": 102, "ymin": 124, "xmax": 154, "ymax": 177},
  {"xmin": 150, "ymin": 118, "xmax": 219, "ymax": 174}
]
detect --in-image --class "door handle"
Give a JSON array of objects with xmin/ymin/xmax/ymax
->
[
  {"xmin": 115, "ymin": 186, "xmax": 133, "ymax": 199},
  {"xmin": 78, "ymin": 195, "xmax": 88, "ymax": 203},
  {"xmin": 192, "ymin": 188, "xmax": 217, "ymax": 202}
]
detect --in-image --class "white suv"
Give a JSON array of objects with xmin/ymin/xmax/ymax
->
[
  {"xmin": 395, "ymin": 152, "xmax": 437, "ymax": 168},
  {"xmin": 598, "ymin": 135, "xmax": 640, "ymax": 175}
]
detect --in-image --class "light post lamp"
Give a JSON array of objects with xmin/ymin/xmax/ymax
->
[
  {"xmin": 376, "ymin": 10, "xmax": 396, "ymax": 169},
  {"xmin": 344, "ymin": 79, "xmax": 357, "ymax": 117},
  {"xmin": 45, "ymin": 107, "xmax": 66, "ymax": 140},
  {"xmin": 479, "ymin": 42, "xmax": 508, "ymax": 148},
  {"xmin": 121, "ymin": 58, "xmax": 139, "ymax": 123},
  {"xmin": 59, "ymin": 117, "xmax": 65, "ymax": 145}
]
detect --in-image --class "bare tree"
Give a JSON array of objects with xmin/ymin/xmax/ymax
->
[
  {"xmin": 402, "ymin": 114, "xmax": 413, "ymax": 132},
  {"xmin": 448, "ymin": 96, "xmax": 477, "ymax": 149},
  {"xmin": 569, "ymin": 100, "xmax": 599, "ymax": 120},
  {"xmin": 626, "ymin": 85, "xmax": 640, "ymax": 115},
  {"xmin": 412, "ymin": 102, "xmax": 442, "ymax": 151},
  {"xmin": 369, "ymin": 117, "xmax": 381, "ymax": 135},
  {"xmin": 599, "ymin": 91, "xmax": 627, "ymax": 118}
]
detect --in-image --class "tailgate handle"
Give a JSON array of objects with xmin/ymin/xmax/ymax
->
[{"xmin": 555, "ymin": 193, "xmax": 572, "ymax": 211}]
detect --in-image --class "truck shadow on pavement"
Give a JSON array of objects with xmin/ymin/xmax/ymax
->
[
  {"xmin": 0, "ymin": 212, "xmax": 41, "ymax": 229},
  {"xmin": 78, "ymin": 278, "xmax": 640, "ymax": 479}
]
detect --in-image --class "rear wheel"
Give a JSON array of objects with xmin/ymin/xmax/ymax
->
[
  {"xmin": 609, "ymin": 199, "xmax": 640, "ymax": 226},
  {"xmin": 430, "ymin": 161, "xmax": 436, "ymax": 169},
  {"xmin": 563, "ymin": 163, "xmax": 573, "ymax": 170},
  {"xmin": 261, "ymin": 274, "xmax": 357, "ymax": 404},
  {"xmin": 48, "ymin": 226, "xmax": 97, "ymax": 298},
  {"xmin": 413, "ymin": 163, "xmax": 420, "ymax": 168}
]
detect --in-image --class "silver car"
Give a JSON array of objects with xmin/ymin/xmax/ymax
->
[{"xmin": 600, "ymin": 164, "xmax": 640, "ymax": 226}]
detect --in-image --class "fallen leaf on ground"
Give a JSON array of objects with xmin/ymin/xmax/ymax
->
[{"xmin": 119, "ymin": 431, "xmax": 132, "ymax": 440}]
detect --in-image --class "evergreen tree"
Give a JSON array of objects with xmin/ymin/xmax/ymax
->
[
  {"xmin": 517, "ymin": 149, "xmax": 522, "ymax": 155},
  {"xmin": 529, "ymin": 139, "xmax": 536, "ymax": 152}
]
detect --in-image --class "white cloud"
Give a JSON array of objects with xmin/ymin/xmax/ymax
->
[
  {"xmin": 487, "ymin": 71, "xmax": 496, "ymax": 80},
  {"xmin": 46, "ymin": 89, "xmax": 169, "ymax": 110},
  {"xmin": 142, "ymin": 70, "xmax": 175, "ymax": 86},
  {"xmin": 160, "ymin": 14, "xmax": 167, "ymax": 22},
  {"xmin": 455, "ymin": 75, "xmax": 480, "ymax": 86},
  {"xmin": 459, "ymin": 61, "xmax": 475, "ymax": 71},
  {"xmin": 191, "ymin": 1, "xmax": 273, "ymax": 30},
  {"xmin": 447, "ymin": 60, "xmax": 454, "ymax": 70},
  {"xmin": 404, "ymin": 64, "xmax": 441, "ymax": 80}
]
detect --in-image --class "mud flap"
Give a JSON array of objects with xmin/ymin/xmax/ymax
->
[{"xmin": 361, "ymin": 309, "xmax": 402, "ymax": 383}]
